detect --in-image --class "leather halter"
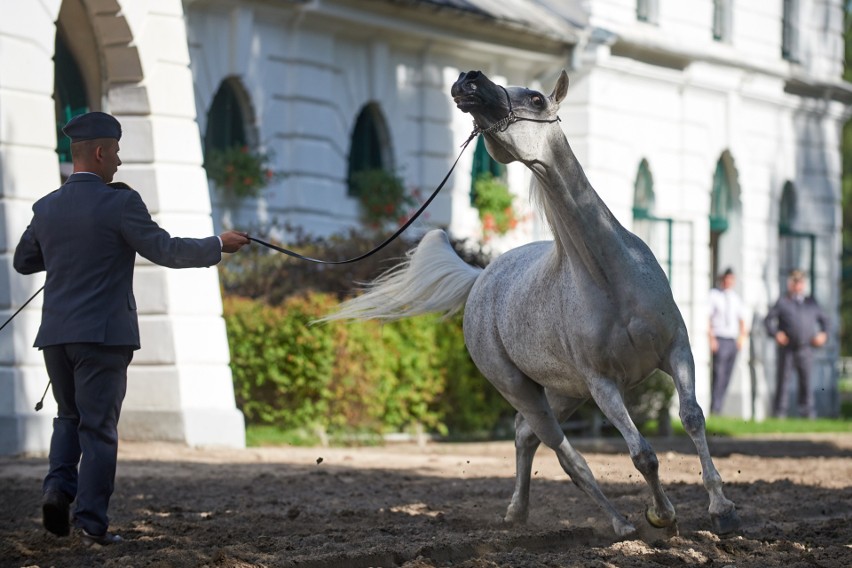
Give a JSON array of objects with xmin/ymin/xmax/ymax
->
[{"xmin": 473, "ymin": 85, "xmax": 561, "ymax": 137}]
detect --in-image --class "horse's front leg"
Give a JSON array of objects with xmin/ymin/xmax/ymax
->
[
  {"xmin": 505, "ymin": 411, "xmax": 537, "ymax": 524},
  {"xmin": 505, "ymin": 393, "xmax": 587, "ymax": 524},
  {"xmin": 587, "ymin": 376, "xmax": 677, "ymax": 531},
  {"xmin": 662, "ymin": 334, "xmax": 740, "ymax": 534},
  {"xmin": 493, "ymin": 374, "xmax": 636, "ymax": 538}
]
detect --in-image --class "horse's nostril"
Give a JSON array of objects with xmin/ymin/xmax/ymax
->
[{"xmin": 456, "ymin": 70, "xmax": 482, "ymax": 87}]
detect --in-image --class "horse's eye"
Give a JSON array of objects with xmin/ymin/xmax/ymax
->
[{"xmin": 531, "ymin": 95, "xmax": 544, "ymax": 107}]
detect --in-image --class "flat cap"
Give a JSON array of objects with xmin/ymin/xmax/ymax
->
[{"xmin": 62, "ymin": 111, "xmax": 122, "ymax": 143}]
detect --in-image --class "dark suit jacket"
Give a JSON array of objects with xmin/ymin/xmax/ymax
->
[
  {"xmin": 13, "ymin": 173, "xmax": 222, "ymax": 350},
  {"xmin": 764, "ymin": 294, "xmax": 829, "ymax": 349}
]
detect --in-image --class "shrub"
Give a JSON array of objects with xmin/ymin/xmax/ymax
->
[
  {"xmin": 224, "ymin": 292, "xmax": 479, "ymax": 436},
  {"xmin": 224, "ymin": 294, "xmax": 336, "ymax": 430},
  {"xmin": 350, "ymin": 169, "xmax": 418, "ymax": 229},
  {"xmin": 473, "ymin": 173, "xmax": 519, "ymax": 238},
  {"xmin": 431, "ymin": 314, "xmax": 515, "ymax": 436},
  {"xmin": 219, "ymin": 225, "xmax": 492, "ymax": 305},
  {"xmin": 625, "ymin": 370, "xmax": 675, "ymax": 434}
]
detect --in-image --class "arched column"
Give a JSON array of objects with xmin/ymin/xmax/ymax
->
[
  {"xmin": 708, "ymin": 150, "xmax": 752, "ymax": 418},
  {"xmin": 0, "ymin": 0, "xmax": 64, "ymax": 454},
  {"xmin": 0, "ymin": 0, "xmax": 244, "ymax": 455}
]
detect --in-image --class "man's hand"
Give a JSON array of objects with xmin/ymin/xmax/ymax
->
[
  {"xmin": 811, "ymin": 331, "xmax": 827, "ymax": 348},
  {"xmin": 775, "ymin": 331, "xmax": 789, "ymax": 346},
  {"xmin": 709, "ymin": 336, "xmax": 719, "ymax": 354},
  {"xmin": 220, "ymin": 231, "xmax": 250, "ymax": 253}
]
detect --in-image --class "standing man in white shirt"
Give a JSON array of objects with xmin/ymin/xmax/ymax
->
[{"xmin": 708, "ymin": 268, "xmax": 748, "ymax": 415}]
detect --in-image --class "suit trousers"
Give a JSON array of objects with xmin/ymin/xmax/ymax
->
[
  {"xmin": 42, "ymin": 343, "xmax": 133, "ymax": 535},
  {"xmin": 773, "ymin": 345, "xmax": 815, "ymax": 419},
  {"xmin": 711, "ymin": 337, "xmax": 738, "ymax": 415}
]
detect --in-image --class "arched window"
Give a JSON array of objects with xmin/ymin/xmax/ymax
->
[
  {"xmin": 637, "ymin": 0, "xmax": 659, "ymax": 24},
  {"xmin": 632, "ymin": 158, "xmax": 655, "ymax": 218},
  {"xmin": 779, "ymin": 181, "xmax": 796, "ymax": 234},
  {"xmin": 709, "ymin": 153, "xmax": 742, "ymax": 287},
  {"xmin": 470, "ymin": 136, "xmax": 506, "ymax": 204},
  {"xmin": 204, "ymin": 79, "xmax": 251, "ymax": 155},
  {"xmin": 203, "ymin": 79, "xmax": 269, "ymax": 202},
  {"xmin": 632, "ymin": 159, "xmax": 672, "ymax": 281},
  {"xmin": 710, "ymin": 159, "xmax": 731, "ymax": 234},
  {"xmin": 348, "ymin": 103, "xmax": 391, "ymax": 196},
  {"xmin": 54, "ymin": 32, "xmax": 89, "ymax": 164},
  {"xmin": 712, "ymin": 0, "xmax": 733, "ymax": 42},
  {"xmin": 782, "ymin": 0, "xmax": 800, "ymax": 62},
  {"xmin": 778, "ymin": 181, "xmax": 816, "ymax": 292}
]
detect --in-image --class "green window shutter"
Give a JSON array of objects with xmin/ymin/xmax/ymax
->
[
  {"xmin": 348, "ymin": 105, "xmax": 386, "ymax": 196},
  {"xmin": 470, "ymin": 136, "xmax": 506, "ymax": 204},
  {"xmin": 632, "ymin": 158, "xmax": 655, "ymax": 219},
  {"xmin": 54, "ymin": 34, "xmax": 89, "ymax": 163},
  {"xmin": 782, "ymin": 0, "xmax": 800, "ymax": 62},
  {"xmin": 710, "ymin": 159, "xmax": 730, "ymax": 233}
]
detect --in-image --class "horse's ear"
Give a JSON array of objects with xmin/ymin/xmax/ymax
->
[{"xmin": 550, "ymin": 70, "xmax": 569, "ymax": 104}]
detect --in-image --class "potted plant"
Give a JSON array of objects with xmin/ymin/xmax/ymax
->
[
  {"xmin": 472, "ymin": 173, "xmax": 518, "ymax": 239},
  {"xmin": 205, "ymin": 145, "xmax": 276, "ymax": 200},
  {"xmin": 350, "ymin": 168, "xmax": 418, "ymax": 229}
]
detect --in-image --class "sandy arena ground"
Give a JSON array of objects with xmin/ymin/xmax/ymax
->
[{"xmin": 2, "ymin": 433, "xmax": 851, "ymax": 567}]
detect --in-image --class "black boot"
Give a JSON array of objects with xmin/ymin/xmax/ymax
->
[{"xmin": 41, "ymin": 490, "xmax": 70, "ymax": 537}]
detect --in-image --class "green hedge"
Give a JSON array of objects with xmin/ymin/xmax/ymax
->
[
  {"xmin": 224, "ymin": 293, "xmax": 514, "ymax": 436},
  {"xmin": 224, "ymin": 292, "xmax": 673, "ymax": 439}
]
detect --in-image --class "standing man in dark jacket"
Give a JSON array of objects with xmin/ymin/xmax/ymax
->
[
  {"xmin": 13, "ymin": 112, "xmax": 251, "ymax": 546},
  {"xmin": 764, "ymin": 269, "xmax": 829, "ymax": 419}
]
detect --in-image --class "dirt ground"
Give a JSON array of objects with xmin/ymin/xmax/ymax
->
[{"xmin": 2, "ymin": 433, "xmax": 851, "ymax": 568}]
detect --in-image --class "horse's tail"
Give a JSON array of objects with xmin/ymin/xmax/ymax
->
[{"xmin": 321, "ymin": 229, "xmax": 482, "ymax": 322}]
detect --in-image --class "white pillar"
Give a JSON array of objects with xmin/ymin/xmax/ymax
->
[
  {"xmin": 0, "ymin": 0, "xmax": 63, "ymax": 455},
  {"xmin": 0, "ymin": 0, "xmax": 244, "ymax": 455}
]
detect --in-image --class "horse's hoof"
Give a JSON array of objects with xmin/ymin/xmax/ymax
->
[
  {"xmin": 645, "ymin": 506, "xmax": 676, "ymax": 529},
  {"xmin": 613, "ymin": 517, "xmax": 638, "ymax": 539},
  {"xmin": 503, "ymin": 508, "xmax": 528, "ymax": 525},
  {"xmin": 711, "ymin": 507, "xmax": 741, "ymax": 534}
]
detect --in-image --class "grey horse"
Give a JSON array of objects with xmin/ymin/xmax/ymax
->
[{"xmin": 326, "ymin": 70, "xmax": 740, "ymax": 538}]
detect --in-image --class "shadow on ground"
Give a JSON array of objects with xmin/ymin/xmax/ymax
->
[{"xmin": 2, "ymin": 436, "xmax": 851, "ymax": 568}]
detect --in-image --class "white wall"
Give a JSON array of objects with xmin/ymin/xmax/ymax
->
[
  {"xmin": 185, "ymin": 1, "xmax": 566, "ymax": 247},
  {"xmin": 0, "ymin": 0, "xmax": 244, "ymax": 455},
  {"xmin": 182, "ymin": 0, "xmax": 847, "ymax": 419}
]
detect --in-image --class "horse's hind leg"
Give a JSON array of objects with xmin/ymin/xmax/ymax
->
[
  {"xmin": 505, "ymin": 393, "xmax": 587, "ymax": 524},
  {"xmin": 587, "ymin": 377, "xmax": 677, "ymax": 530},
  {"xmin": 496, "ymin": 378, "xmax": 636, "ymax": 537},
  {"xmin": 662, "ymin": 334, "xmax": 740, "ymax": 534}
]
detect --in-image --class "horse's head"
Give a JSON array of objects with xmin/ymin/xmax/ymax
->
[{"xmin": 451, "ymin": 70, "xmax": 568, "ymax": 166}]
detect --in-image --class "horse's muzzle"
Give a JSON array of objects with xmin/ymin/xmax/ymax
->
[{"xmin": 452, "ymin": 70, "xmax": 493, "ymax": 111}]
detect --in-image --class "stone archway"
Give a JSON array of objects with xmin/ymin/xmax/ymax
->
[{"xmin": 0, "ymin": 0, "xmax": 245, "ymax": 455}]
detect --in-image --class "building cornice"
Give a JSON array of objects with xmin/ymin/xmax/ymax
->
[{"xmin": 599, "ymin": 26, "xmax": 852, "ymax": 105}]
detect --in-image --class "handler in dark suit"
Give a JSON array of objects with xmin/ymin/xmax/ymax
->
[
  {"xmin": 14, "ymin": 112, "xmax": 250, "ymax": 546},
  {"xmin": 764, "ymin": 269, "xmax": 829, "ymax": 419}
]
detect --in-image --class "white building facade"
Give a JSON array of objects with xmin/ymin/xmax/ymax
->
[
  {"xmin": 1, "ymin": 0, "xmax": 848, "ymax": 454},
  {"xmin": 0, "ymin": 0, "xmax": 245, "ymax": 455}
]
